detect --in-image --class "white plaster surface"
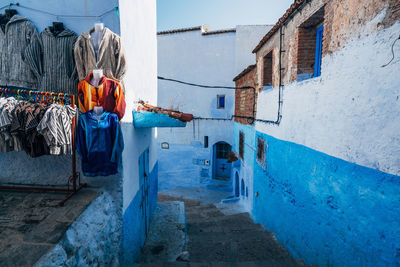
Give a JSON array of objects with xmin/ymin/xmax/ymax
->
[
  {"xmin": 157, "ymin": 25, "xmax": 271, "ymax": 189},
  {"xmin": 34, "ymin": 191, "xmax": 121, "ymax": 267},
  {"xmin": 235, "ymin": 25, "xmax": 273, "ymax": 75},
  {"xmin": 119, "ymin": 0, "xmax": 158, "ymax": 211},
  {"xmin": 255, "ymin": 18, "xmax": 400, "ymax": 176}
]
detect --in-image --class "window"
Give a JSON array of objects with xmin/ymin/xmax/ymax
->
[
  {"xmin": 313, "ymin": 25, "xmax": 323, "ymax": 77},
  {"xmin": 239, "ymin": 131, "xmax": 244, "ymax": 159},
  {"xmin": 296, "ymin": 7, "xmax": 325, "ymax": 81},
  {"xmin": 257, "ymin": 137, "xmax": 267, "ymax": 168},
  {"xmin": 204, "ymin": 136, "xmax": 208, "ymax": 148},
  {"xmin": 217, "ymin": 95, "xmax": 225, "ymax": 109},
  {"xmin": 216, "ymin": 142, "xmax": 231, "ymax": 159},
  {"xmin": 263, "ymin": 51, "xmax": 273, "ymax": 89}
]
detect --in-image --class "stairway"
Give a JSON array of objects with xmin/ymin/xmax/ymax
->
[{"xmin": 136, "ymin": 194, "xmax": 307, "ymax": 267}]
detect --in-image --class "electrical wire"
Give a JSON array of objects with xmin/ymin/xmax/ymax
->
[
  {"xmin": 158, "ymin": 76, "xmax": 252, "ymax": 90},
  {"xmin": 158, "ymin": 76, "xmax": 281, "ymax": 125},
  {"xmin": 0, "ymin": 3, "xmax": 118, "ymax": 19},
  {"xmin": 381, "ymin": 34, "xmax": 400, "ymax": 67}
]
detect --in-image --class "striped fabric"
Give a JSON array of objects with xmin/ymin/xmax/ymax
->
[
  {"xmin": 24, "ymin": 27, "xmax": 78, "ymax": 95},
  {"xmin": 0, "ymin": 15, "xmax": 38, "ymax": 88},
  {"xmin": 37, "ymin": 104, "xmax": 76, "ymax": 155}
]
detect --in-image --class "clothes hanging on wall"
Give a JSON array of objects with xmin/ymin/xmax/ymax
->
[
  {"xmin": 0, "ymin": 96, "xmax": 75, "ymax": 157},
  {"xmin": 24, "ymin": 27, "xmax": 78, "ymax": 95},
  {"xmin": 37, "ymin": 104, "xmax": 76, "ymax": 155},
  {"xmin": 74, "ymin": 27, "xmax": 126, "ymax": 81},
  {"xmin": 0, "ymin": 15, "xmax": 38, "ymax": 88},
  {"xmin": 9, "ymin": 101, "xmax": 50, "ymax": 157},
  {"xmin": 76, "ymin": 110, "xmax": 124, "ymax": 177},
  {"xmin": 78, "ymin": 73, "xmax": 126, "ymax": 120}
]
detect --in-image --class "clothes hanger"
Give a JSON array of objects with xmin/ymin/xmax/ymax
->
[
  {"xmin": 28, "ymin": 90, "xmax": 34, "ymax": 102},
  {"xmin": 58, "ymin": 93, "xmax": 64, "ymax": 105}
]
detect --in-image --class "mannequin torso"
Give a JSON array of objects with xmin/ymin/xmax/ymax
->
[
  {"xmin": 90, "ymin": 23, "xmax": 104, "ymax": 60},
  {"xmin": 91, "ymin": 69, "xmax": 104, "ymax": 119}
]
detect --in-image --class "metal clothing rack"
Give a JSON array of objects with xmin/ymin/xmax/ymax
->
[{"xmin": 0, "ymin": 87, "xmax": 86, "ymax": 206}]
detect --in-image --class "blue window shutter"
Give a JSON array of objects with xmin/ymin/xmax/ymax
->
[
  {"xmin": 218, "ymin": 95, "xmax": 225, "ymax": 108},
  {"xmin": 314, "ymin": 25, "xmax": 324, "ymax": 77}
]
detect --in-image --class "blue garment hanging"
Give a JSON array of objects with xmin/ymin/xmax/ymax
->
[{"xmin": 76, "ymin": 110, "xmax": 124, "ymax": 176}]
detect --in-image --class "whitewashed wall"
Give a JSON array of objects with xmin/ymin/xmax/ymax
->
[
  {"xmin": 119, "ymin": 0, "xmax": 158, "ymax": 210},
  {"xmin": 255, "ymin": 14, "xmax": 400, "ymax": 176},
  {"xmin": 235, "ymin": 25, "xmax": 272, "ymax": 75},
  {"xmin": 157, "ymin": 25, "xmax": 270, "ymax": 190}
]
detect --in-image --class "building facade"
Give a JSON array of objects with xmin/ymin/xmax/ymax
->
[
  {"xmin": 0, "ymin": 0, "xmax": 158, "ymax": 265},
  {"xmin": 157, "ymin": 25, "xmax": 271, "ymax": 191},
  {"xmin": 233, "ymin": 0, "xmax": 400, "ymax": 266}
]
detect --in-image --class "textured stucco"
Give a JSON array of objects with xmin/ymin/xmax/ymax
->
[
  {"xmin": 253, "ymin": 133, "xmax": 400, "ymax": 266},
  {"xmin": 0, "ymin": 0, "xmax": 158, "ymax": 265},
  {"xmin": 231, "ymin": 122, "xmax": 256, "ymax": 211},
  {"xmin": 256, "ymin": 19, "xmax": 400, "ymax": 176},
  {"xmin": 34, "ymin": 191, "xmax": 122, "ymax": 266}
]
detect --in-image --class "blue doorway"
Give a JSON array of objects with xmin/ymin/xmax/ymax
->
[{"xmin": 212, "ymin": 142, "xmax": 232, "ymax": 180}]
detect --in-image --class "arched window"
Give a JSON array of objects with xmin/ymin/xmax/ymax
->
[{"xmin": 241, "ymin": 179, "xmax": 245, "ymax": 196}]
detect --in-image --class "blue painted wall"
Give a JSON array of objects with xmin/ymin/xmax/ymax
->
[
  {"xmin": 231, "ymin": 122, "xmax": 255, "ymax": 209},
  {"xmin": 158, "ymin": 143, "xmax": 211, "ymax": 191},
  {"xmin": 123, "ymin": 161, "xmax": 158, "ymax": 265},
  {"xmin": 252, "ymin": 132, "xmax": 400, "ymax": 266}
]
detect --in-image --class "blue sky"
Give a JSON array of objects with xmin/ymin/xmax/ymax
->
[{"xmin": 157, "ymin": 0, "xmax": 294, "ymax": 31}]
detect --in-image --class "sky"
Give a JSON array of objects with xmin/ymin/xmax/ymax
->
[{"xmin": 157, "ymin": 0, "xmax": 294, "ymax": 32}]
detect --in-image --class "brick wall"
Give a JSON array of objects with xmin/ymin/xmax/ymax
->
[
  {"xmin": 255, "ymin": 0, "xmax": 397, "ymax": 86},
  {"xmin": 295, "ymin": 27, "xmax": 317, "ymax": 75},
  {"xmin": 234, "ymin": 67, "xmax": 257, "ymax": 125}
]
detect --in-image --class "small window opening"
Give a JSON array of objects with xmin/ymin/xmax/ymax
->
[
  {"xmin": 241, "ymin": 179, "xmax": 245, "ymax": 196},
  {"xmin": 256, "ymin": 137, "xmax": 267, "ymax": 168},
  {"xmin": 263, "ymin": 51, "xmax": 273, "ymax": 89},
  {"xmin": 296, "ymin": 6, "xmax": 325, "ymax": 81},
  {"xmin": 217, "ymin": 95, "xmax": 225, "ymax": 109},
  {"xmin": 239, "ymin": 131, "xmax": 244, "ymax": 159},
  {"xmin": 204, "ymin": 136, "xmax": 208, "ymax": 148}
]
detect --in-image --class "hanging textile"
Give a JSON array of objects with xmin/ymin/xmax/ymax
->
[
  {"xmin": 37, "ymin": 104, "xmax": 76, "ymax": 155},
  {"xmin": 77, "ymin": 73, "xmax": 126, "ymax": 120},
  {"xmin": 0, "ymin": 92, "xmax": 75, "ymax": 157},
  {"xmin": 76, "ymin": 110, "xmax": 124, "ymax": 177},
  {"xmin": 24, "ymin": 27, "xmax": 78, "ymax": 95},
  {"xmin": 74, "ymin": 27, "xmax": 126, "ymax": 81},
  {"xmin": 0, "ymin": 15, "xmax": 38, "ymax": 88}
]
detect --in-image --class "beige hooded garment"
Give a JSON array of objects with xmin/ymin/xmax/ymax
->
[{"xmin": 74, "ymin": 27, "xmax": 126, "ymax": 81}]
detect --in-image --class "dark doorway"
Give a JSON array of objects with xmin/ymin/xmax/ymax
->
[{"xmin": 212, "ymin": 142, "xmax": 232, "ymax": 180}]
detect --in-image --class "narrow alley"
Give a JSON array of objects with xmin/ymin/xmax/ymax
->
[
  {"xmin": 0, "ymin": 0, "xmax": 398, "ymax": 266},
  {"xmin": 136, "ymin": 186, "xmax": 308, "ymax": 266}
]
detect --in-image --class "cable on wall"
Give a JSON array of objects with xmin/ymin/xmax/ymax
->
[
  {"xmin": 381, "ymin": 34, "xmax": 400, "ymax": 67},
  {"xmin": 158, "ymin": 76, "xmax": 281, "ymax": 125},
  {"xmin": 0, "ymin": 3, "xmax": 119, "ymax": 19}
]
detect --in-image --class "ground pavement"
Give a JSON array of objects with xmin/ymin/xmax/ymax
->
[{"xmin": 136, "ymin": 186, "xmax": 310, "ymax": 267}]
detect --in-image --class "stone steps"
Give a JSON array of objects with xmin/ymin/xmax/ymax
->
[
  {"xmin": 135, "ymin": 259, "xmax": 306, "ymax": 267},
  {"xmin": 138, "ymin": 195, "xmax": 307, "ymax": 267}
]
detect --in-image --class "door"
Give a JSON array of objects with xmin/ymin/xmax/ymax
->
[
  {"xmin": 139, "ymin": 149, "xmax": 150, "ymax": 236},
  {"xmin": 213, "ymin": 142, "xmax": 232, "ymax": 180}
]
